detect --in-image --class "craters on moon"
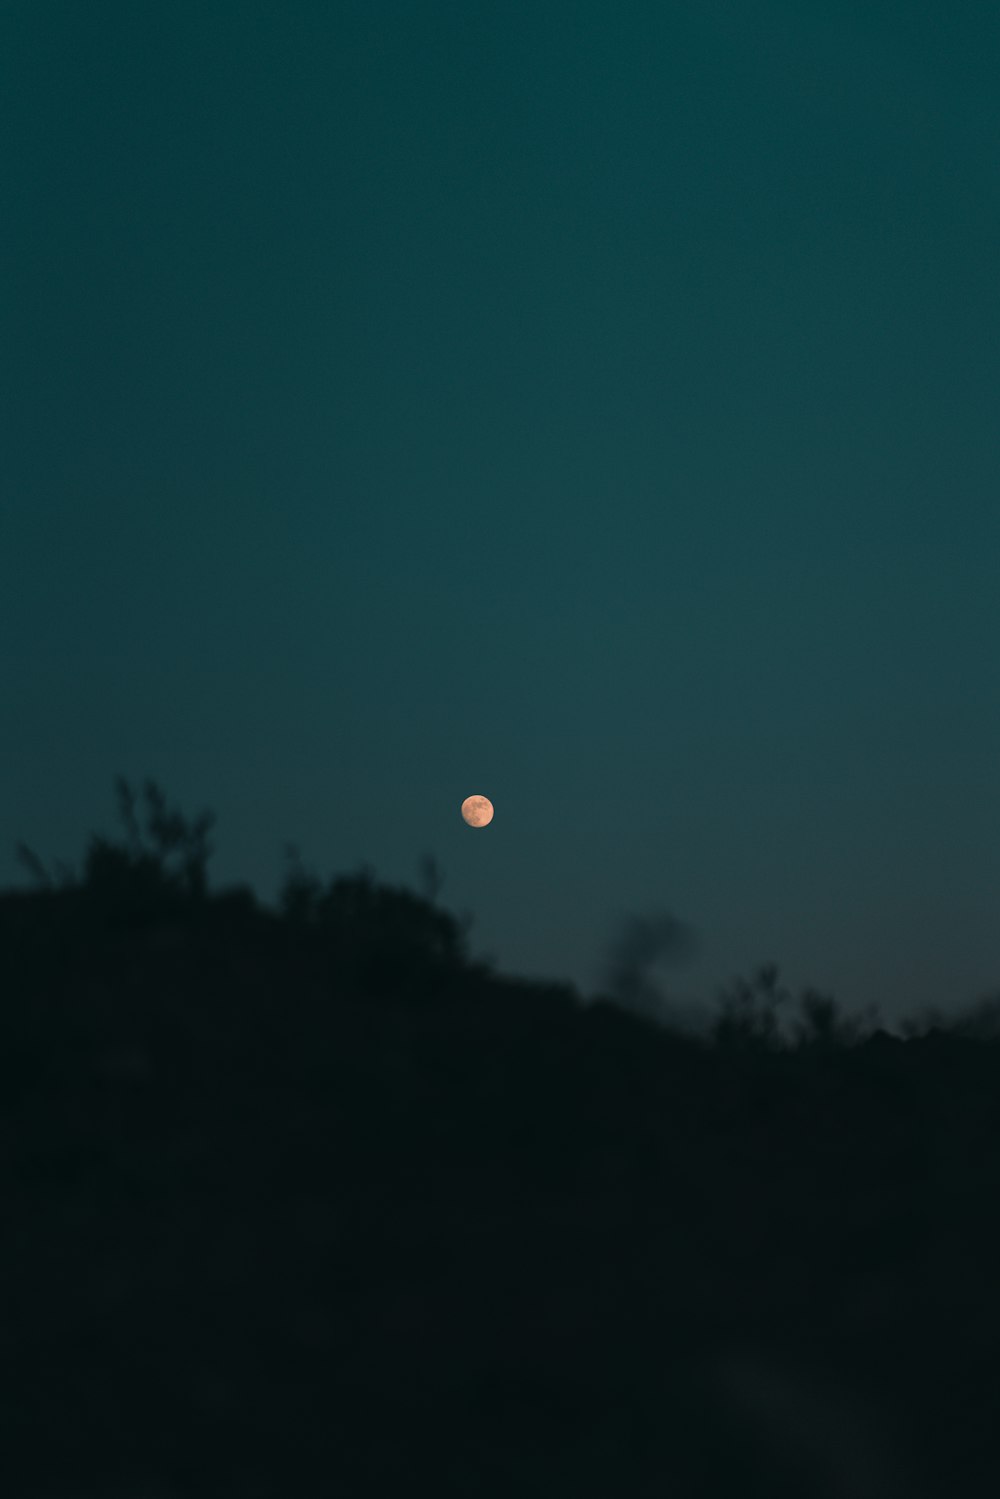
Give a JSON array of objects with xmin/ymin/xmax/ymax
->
[{"xmin": 461, "ymin": 795, "xmax": 494, "ymax": 828}]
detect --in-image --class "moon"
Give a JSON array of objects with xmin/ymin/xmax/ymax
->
[{"xmin": 461, "ymin": 794, "xmax": 494, "ymax": 828}]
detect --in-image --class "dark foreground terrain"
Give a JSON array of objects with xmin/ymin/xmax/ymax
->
[{"xmin": 3, "ymin": 789, "xmax": 999, "ymax": 1497}]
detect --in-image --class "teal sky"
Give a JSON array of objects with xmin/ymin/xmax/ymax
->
[{"xmin": 3, "ymin": 2, "xmax": 998, "ymax": 1022}]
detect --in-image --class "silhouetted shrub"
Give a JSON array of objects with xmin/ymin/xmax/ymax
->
[
  {"xmin": 3, "ymin": 781, "xmax": 1000, "ymax": 1496},
  {"xmin": 711, "ymin": 962, "xmax": 791, "ymax": 1051},
  {"xmin": 278, "ymin": 843, "xmax": 323, "ymax": 922},
  {"xmin": 75, "ymin": 777, "xmax": 215, "ymax": 909},
  {"xmin": 792, "ymin": 989, "xmax": 878, "ymax": 1050}
]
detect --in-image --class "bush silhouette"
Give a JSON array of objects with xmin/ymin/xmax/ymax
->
[{"xmin": 1, "ymin": 780, "xmax": 998, "ymax": 1498}]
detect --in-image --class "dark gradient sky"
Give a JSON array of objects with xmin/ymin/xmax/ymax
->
[{"xmin": 3, "ymin": 2, "xmax": 998, "ymax": 1023}]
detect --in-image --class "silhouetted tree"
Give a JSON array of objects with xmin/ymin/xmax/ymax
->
[{"xmin": 599, "ymin": 907, "xmax": 697, "ymax": 1021}]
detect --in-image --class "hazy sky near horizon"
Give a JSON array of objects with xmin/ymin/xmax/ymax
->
[{"xmin": 3, "ymin": 1, "xmax": 998, "ymax": 1022}]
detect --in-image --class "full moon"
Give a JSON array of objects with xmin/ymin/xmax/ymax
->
[{"xmin": 461, "ymin": 794, "xmax": 494, "ymax": 828}]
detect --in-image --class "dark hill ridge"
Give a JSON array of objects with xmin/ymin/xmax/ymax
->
[{"xmin": 3, "ymin": 790, "xmax": 1000, "ymax": 1497}]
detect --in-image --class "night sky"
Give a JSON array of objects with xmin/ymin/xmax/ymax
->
[{"xmin": 4, "ymin": 2, "xmax": 998, "ymax": 1024}]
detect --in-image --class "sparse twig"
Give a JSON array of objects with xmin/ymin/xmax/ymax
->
[{"xmin": 14, "ymin": 842, "xmax": 51, "ymax": 888}]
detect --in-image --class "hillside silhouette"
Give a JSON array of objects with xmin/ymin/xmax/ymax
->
[{"xmin": 3, "ymin": 782, "xmax": 1000, "ymax": 1497}]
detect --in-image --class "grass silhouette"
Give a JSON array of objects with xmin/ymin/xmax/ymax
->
[{"xmin": 2, "ymin": 782, "xmax": 998, "ymax": 1496}]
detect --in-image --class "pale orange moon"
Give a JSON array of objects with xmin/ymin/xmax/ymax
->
[{"xmin": 461, "ymin": 794, "xmax": 494, "ymax": 828}]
